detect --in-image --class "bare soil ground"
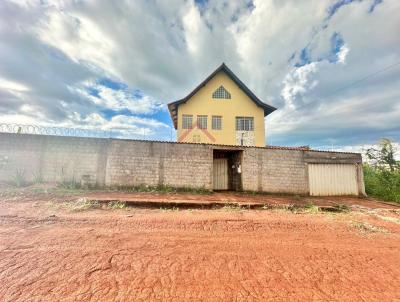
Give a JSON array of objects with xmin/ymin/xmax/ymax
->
[{"xmin": 0, "ymin": 186, "xmax": 399, "ymax": 301}]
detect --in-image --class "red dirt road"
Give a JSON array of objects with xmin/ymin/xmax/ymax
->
[{"xmin": 0, "ymin": 194, "xmax": 399, "ymax": 301}]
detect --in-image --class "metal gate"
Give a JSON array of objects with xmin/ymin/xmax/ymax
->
[
  {"xmin": 213, "ymin": 158, "xmax": 228, "ymax": 190},
  {"xmin": 308, "ymin": 164, "xmax": 358, "ymax": 196}
]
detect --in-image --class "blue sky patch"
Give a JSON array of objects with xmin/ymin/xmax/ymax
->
[
  {"xmin": 327, "ymin": 32, "xmax": 345, "ymax": 63},
  {"xmin": 194, "ymin": 0, "xmax": 208, "ymax": 11},
  {"xmin": 87, "ymin": 86, "xmax": 100, "ymax": 98},
  {"xmin": 294, "ymin": 47, "xmax": 312, "ymax": 67},
  {"xmin": 100, "ymin": 108, "xmax": 132, "ymax": 119},
  {"xmin": 368, "ymin": 0, "xmax": 383, "ymax": 13},
  {"xmin": 98, "ymin": 78, "xmax": 127, "ymax": 90},
  {"xmin": 327, "ymin": 0, "xmax": 361, "ymax": 19}
]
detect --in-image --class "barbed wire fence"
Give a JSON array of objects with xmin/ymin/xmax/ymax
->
[
  {"xmin": 0, "ymin": 123, "xmax": 173, "ymax": 141},
  {"xmin": 1, "ymin": 123, "xmax": 378, "ymax": 155},
  {"xmin": 0, "ymin": 123, "xmax": 108, "ymax": 138}
]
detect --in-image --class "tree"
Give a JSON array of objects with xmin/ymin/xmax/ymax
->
[{"xmin": 366, "ymin": 138, "xmax": 399, "ymax": 171}]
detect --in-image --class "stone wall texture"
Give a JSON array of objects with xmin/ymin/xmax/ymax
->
[{"xmin": 0, "ymin": 133, "xmax": 364, "ymax": 194}]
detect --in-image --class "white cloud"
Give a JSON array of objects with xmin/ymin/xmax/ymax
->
[
  {"xmin": 0, "ymin": 78, "xmax": 30, "ymax": 92},
  {"xmin": 280, "ymin": 63, "xmax": 319, "ymax": 110},
  {"xmin": 74, "ymin": 83, "xmax": 163, "ymax": 115},
  {"xmin": 0, "ymin": 0, "xmax": 399, "ymax": 149},
  {"xmin": 337, "ymin": 44, "xmax": 350, "ymax": 64}
]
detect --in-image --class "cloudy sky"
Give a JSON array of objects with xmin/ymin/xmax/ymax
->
[{"xmin": 0, "ymin": 0, "xmax": 399, "ymax": 151}]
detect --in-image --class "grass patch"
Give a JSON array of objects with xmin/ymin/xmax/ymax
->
[
  {"xmin": 47, "ymin": 198, "xmax": 100, "ymax": 212},
  {"xmin": 32, "ymin": 172, "xmax": 44, "ymax": 184},
  {"xmin": 109, "ymin": 184, "xmax": 212, "ymax": 195},
  {"xmin": 159, "ymin": 206, "xmax": 180, "ymax": 212},
  {"xmin": 10, "ymin": 169, "xmax": 27, "ymax": 187},
  {"xmin": 351, "ymin": 221, "xmax": 386, "ymax": 234},
  {"xmin": 375, "ymin": 214, "xmax": 400, "ymax": 224},
  {"xmin": 107, "ymin": 201, "xmax": 127, "ymax": 210},
  {"xmin": 46, "ymin": 198, "xmax": 130, "ymax": 212},
  {"xmin": 303, "ymin": 202, "xmax": 320, "ymax": 214},
  {"xmin": 332, "ymin": 204, "xmax": 351, "ymax": 213},
  {"xmin": 68, "ymin": 198, "xmax": 101, "ymax": 212},
  {"xmin": 261, "ymin": 203, "xmax": 351, "ymax": 214},
  {"xmin": 221, "ymin": 203, "xmax": 247, "ymax": 211},
  {"xmin": 58, "ymin": 180, "xmax": 82, "ymax": 190}
]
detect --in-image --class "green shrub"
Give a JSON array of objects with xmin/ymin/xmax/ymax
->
[{"xmin": 363, "ymin": 165, "xmax": 400, "ymax": 203}]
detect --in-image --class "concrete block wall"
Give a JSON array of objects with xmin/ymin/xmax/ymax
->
[
  {"xmin": 0, "ymin": 134, "xmax": 42, "ymax": 182},
  {"xmin": 0, "ymin": 133, "xmax": 364, "ymax": 195},
  {"xmin": 0, "ymin": 134, "xmax": 107, "ymax": 185},
  {"xmin": 106, "ymin": 140, "xmax": 212, "ymax": 188},
  {"xmin": 0, "ymin": 133, "xmax": 213, "ymax": 189},
  {"xmin": 241, "ymin": 148, "xmax": 309, "ymax": 194}
]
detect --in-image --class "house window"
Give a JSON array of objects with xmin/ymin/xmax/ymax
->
[
  {"xmin": 212, "ymin": 116, "xmax": 222, "ymax": 130},
  {"xmin": 182, "ymin": 114, "xmax": 193, "ymax": 129},
  {"xmin": 212, "ymin": 86, "xmax": 231, "ymax": 99},
  {"xmin": 197, "ymin": 115, "xmax": 207, "ymax": 129},
  {"xmin": 236, "ymin": 117, "xmax": 254, "ymax": 131}
]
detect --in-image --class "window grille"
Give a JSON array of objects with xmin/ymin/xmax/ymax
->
[
  {"xmin": 212, "ymin": 116, "xmax": 222, "ymax": 130},
  {"xmin": 182, "ymin": 115, "xmax": 193, "ymax": 129},
  {"xmin": 212, "ymin": 86, "xmax": 231, "ymax": 99},
  {"xmin": 236, "ymin": 117, "xmax": 254, "ymax": 131},
  {"xmin": 197, "ymin": 115, "xmax": 208, "ymax": 129}
]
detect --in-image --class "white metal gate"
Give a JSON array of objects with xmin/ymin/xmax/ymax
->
[
  {"xmin": 213, "ymin": 158, "xmax": 228, "ymax": 190},
  {"xmin": 308, "ymin": 164, "xmax": 358, "ymax": 196}
]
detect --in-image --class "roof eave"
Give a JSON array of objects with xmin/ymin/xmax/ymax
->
[{"xmin": 167, "ymin": 63, "xmax": 278, "ymax": 128}]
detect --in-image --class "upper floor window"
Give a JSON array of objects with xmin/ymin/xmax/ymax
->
[
  {"xmin": 212, "ymin": 86, "xmax": 231, "ymax": 99},
  {"xmin": 212, "ymin": 116, "xmax": 222, "ymax": 130},
  {"xmin": 236, "ymin": 117, "xmax": 254, "ymax": 131},
  {"xmin": 182, "ymin": 114, "xmax": 193, "ymax": 129},
  {"xmin": 197, "ymin": 115, "xmax": 208, "ymax": 129}
]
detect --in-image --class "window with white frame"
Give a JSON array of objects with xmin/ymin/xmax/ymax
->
[
  {"xmin": 212, "ymin": 86, "xmax": 231, "ymax": 99},
  {"xmin": 197, "ymin": 115, "xmax": 207, "ymax": 129},
  {"xmin": 182, "ymin": 114, "xmax": 193, "ymax": 129},
  {"xmin": 212, "ymin": 116, "xmax": 222, "ymax": 130},
  {"xmin": 236, "ymin": 117, "xmax": 254, "ymax": 131}
]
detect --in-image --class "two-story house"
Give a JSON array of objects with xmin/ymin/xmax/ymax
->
[{"xmin": 168, "ymin": 63, "xmax": 276, "ymax": 147}]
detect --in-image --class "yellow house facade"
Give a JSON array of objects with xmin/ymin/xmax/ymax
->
[{"xmin": 168, "ymin": 63, "xmax": 276, "ymax": 147}]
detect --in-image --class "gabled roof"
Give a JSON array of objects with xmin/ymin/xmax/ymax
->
[{"xmin": 168, "ymin": 63, "xmax": 277, "ymax": 129}]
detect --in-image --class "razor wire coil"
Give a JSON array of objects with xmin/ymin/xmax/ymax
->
[{"xmin": 0, "ymin": 123, "xmax": 113, "ymax": 138}]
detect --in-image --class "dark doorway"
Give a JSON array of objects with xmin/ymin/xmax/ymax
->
[{"xmin": 212, "ymin": 149, "xmax": 243, "ymax": 191}]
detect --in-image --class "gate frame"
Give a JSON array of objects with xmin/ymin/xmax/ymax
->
[{"xmin": 212, "ymin": 148, "xmax": 243, "ymax": 191}]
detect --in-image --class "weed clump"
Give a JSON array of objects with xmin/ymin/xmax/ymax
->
[
  {"xmin": 351, "ymin": 221, "xmax": 386, "ymax": 234},
  {"xmin": 67, "ymin": 198, "xmax": 100, "ymax": 212},
  {"xmin": 11, "ymin": 169, "xmax": 27, "ymax": 187},
  {"xmin": 160, "ymin": 206, "xmax": 179, "ymax": 212},
  {"xmin": 304, "ymin": 202, "xmax": 319, "ymax": 214},
  {"xmin": 222, "ymin": 203, "xmax": 247, "ymax": 211},
  {"xmin": 107, "ymin": 201, "xmax": 127, "ymax": 210}
]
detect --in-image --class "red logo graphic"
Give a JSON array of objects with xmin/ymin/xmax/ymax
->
[{"xmin": 178, "ymin": 121, "xmax": 216, "ymax": 143}]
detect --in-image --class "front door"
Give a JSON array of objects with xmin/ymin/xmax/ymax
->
[{"xmin": 213, "ymin": 158, "xmax": 228, "ymax": 190}]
